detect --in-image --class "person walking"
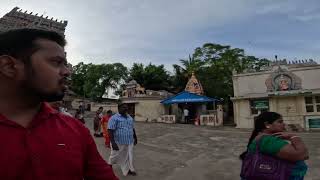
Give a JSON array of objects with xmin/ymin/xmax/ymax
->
[
  {"xmin": 0, "ymin": 28, "xmax": 118, "ymax": 180},
  {"xmin": 108, "ymin": 104, "xmax": 138, "ymax": 176},
  {"xmin": 94, "ymin": 107, "xmax": 103, "ymax": 137},
  {"xmin": 240, "ymin": 112, "xmax": 308, "ymax": 180},
  {"xmin": 101, "ymin": 110, "xmax": 113, "ymax": 147}
]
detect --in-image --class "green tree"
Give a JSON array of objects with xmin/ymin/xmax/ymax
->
[
  {"xmin": 70, "ymin": 62, "xmax": 90, "ymax": 97},
  {"xmin": 70, "ymin": 62, "xmax": 128, "ymax": 100},
  {"xmin": 129, "ymin": 63, "xmax": 145, "ymax": 85},
  {"xmin": 129, "ymin": 63, "xmax": 171, "ymax": 91},
  {"xmin": 143, "ymin": 64, "xmax": 171, "ymax": 90},
  {"xmin": 171, "ymin": 54, "xmax": 206, "ymax": 92},
  {"xmin": 171, "ymin": 43, "xmax": 271, "ymax": 120},
  {"xmin": 173, "ymin": 43, "xmax": 270, "ymax": 101},
  {"xmin": 171, "ymin": 64, "xmax": 188, "ymax": 93},
  {"xmin": 179, "ymin": 54, "xmax": 205, "ymax": 77}
]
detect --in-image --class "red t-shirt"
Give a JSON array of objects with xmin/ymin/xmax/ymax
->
[{"xmin": 0, "ymin": 103, "xmax": 118, "ymax": 180}]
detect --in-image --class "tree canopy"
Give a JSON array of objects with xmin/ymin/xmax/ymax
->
[
  {"xmin": 70, "ymin": 62, "xmax": 128, "ymax": 100},
  {"xmin": 70, "ymin": 42, "xmax": 271, "ymax": 104},
  {"xmin": 129, "ymin": 63, "xmax": 172, "ymax": 91},
  {"xmin": 172, "ymin": 43, "xmax": 270, "ymax": 100}
]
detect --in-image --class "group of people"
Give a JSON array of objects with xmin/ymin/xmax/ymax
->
[
  {"xmin": 50, "ymin": 101, "xmax": 138, "ymax": 177},
  {"xmin": 92, "ymin": 107, "xmax": 112, "ymax": 145},
  {"xmin": 51, "ymin": 102, "xmax": 138, "ymax": 177},
  {"xmin": 95, "ymin": 105, "xmax": 139, "ymax": 176},
  {"xmin": 0, "ymin": 28, "xmax": 310, "ymax": 180},
  {"xmin": 91, "ymin": 105, "xmax": 138, "ymax": 176}
]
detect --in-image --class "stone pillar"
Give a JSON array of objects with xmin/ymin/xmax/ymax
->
[{"xmin": 216, "ymin": 104, "xmax": 224, "ymax": 126}]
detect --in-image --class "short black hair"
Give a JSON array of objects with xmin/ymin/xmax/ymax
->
[
  {"xmin": 0, "ymin": 28, "xmax": 66, "ymax": 61},
  {"xmin": 107, "ymin": 110, "xmax": 112, "ymax": 114},
  {"xmin": 118, "ymin": 103, "xmax": 127, "ymax": 107}
]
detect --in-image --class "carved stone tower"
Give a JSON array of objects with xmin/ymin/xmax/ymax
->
[
  {"xmin": 0, "ymin": 7, "xmax": 67, "ymax": 36},
  {"xmin": 185, "ymin": 72, "xmax": 204, "ymax": 95}
]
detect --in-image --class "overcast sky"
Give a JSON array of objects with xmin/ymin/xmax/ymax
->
[{"xmin": 1, "ymin": 0, "xmax": 320, "ymax": 69}]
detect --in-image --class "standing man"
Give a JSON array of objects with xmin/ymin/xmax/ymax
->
[
  {"xmin": 0, "ymin": 29, "xmax": 118, "ymax": 180},
  {"xmin": 184, "ymin": 107, "xmax": 190, "ymax": 124},
  {"xmin": 108, "ymin": 104, "xmax": 138, "ymax": 176}
]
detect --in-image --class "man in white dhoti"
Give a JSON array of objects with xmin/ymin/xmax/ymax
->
[{"xmin": 108, "ymin": 103, "xmax": 138, "ymax": 176}]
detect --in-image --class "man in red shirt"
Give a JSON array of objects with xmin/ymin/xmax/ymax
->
[{"xmin": 0, "ymin": 29, "xmax": 118, "ymax": 180}]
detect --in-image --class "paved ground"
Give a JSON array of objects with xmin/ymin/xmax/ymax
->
[{"xmin": 84, "ymin": 117, "xmax": 320, "ymax": 180}]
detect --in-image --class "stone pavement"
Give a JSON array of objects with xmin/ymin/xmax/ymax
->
[{"xmin": 85, "ymin": 118, "xmax": 320, "ymax": 180}]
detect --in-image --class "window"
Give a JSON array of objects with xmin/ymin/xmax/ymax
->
[
  {"xmin": 305, "ymin": 96, "xmax": 320, "ymax": 113},
  {"xmin": 250, "ymin": 99, "xmax": 269, "ymax": 115},
  {"xmin": 305, "ymin": 97, "xmax": 314, "ymax": 112}
]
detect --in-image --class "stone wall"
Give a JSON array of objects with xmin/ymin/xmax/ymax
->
[
  {"xmin": 233, "ymin": 72, "xmax": 270, "ymax": 97},
  {"xmin": 135, "ymin": 99, "xmax": 165, "ymax": 122},
  {"xmin": 233, "ymin": 99, "xmax": 252, "ymax": 128},
  {"xmin": 90, "ymin": 103, "xmax": 118, "ymax": 113},
  {"xmin": 293, "ymin": 67, "xmax": 320, "ymax": 90},
  {"xmin": 71, "ymin": 98, "xmax": 118, "ymax": 113},
  {"xmin": 233, "ymin": 64, "xmax": 320, "ymax": 130},
  {"xmin": 234, "ymin": 97, "xmax": 309, "ymax": 129},
  {"xmin": 233, "ymin": 65, "xmax": 320, "ymax": 97}
]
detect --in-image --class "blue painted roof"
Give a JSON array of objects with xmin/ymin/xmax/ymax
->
[{"xmin": 160, "ymin": 91, "xmax": 219, "ymax": 104}]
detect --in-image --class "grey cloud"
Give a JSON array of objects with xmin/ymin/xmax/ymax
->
[{"xmin": 1, "ymin": 0, "xmax": 320, "ymax": 66}]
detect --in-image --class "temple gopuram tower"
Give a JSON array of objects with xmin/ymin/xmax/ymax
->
[
  {"xmin": 0, "ymin": 7, "xmax": 67, "ymax": 35},
  {"xmin": 185, "ymin": 72, "xmax": 204, "ymax": 95}
]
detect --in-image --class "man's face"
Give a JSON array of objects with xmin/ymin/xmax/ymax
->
[
  {"xmin": 118, "ymin": 104, "xmax": 128, "ymax": 115},
  {"xmin": 21, "ymin": 38, "xmax": 70, "ymax": 102}
]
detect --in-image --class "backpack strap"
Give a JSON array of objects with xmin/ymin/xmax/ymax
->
[{"xmin": 255, "ymin": 134, "xmax": 268, "ymax": 153}]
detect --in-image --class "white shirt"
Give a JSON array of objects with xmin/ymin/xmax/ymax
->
[
  {"xmin": 98, "ymin": 113, "xmax": 103, "ymax": 119},
  {"xmin": 184, "ymin": 109, "xmax": 189, "ymax": 116}
]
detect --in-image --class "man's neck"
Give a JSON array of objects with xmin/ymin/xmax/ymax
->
[
  {"xmin": 120, "ymin": 113, "xmax": 127, "ymax": 118},
  {"xmin": 0, "ymin": 92, "xmax": 41, "ymax": 128}
]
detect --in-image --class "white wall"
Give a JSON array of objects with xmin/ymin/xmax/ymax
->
[
  {"xmin": 233, "ymin": 99, "xmax": 253, "ymax": 128},
  {"xmin": 135, "ymin": 100, "xmax": 165, "ymax": 122},
  {"xmin": 233, "ymin": 66, "xmax": 320, "ymax": 97},
  {"xmin": 233, "ymin": 73, "xmax": 270, "ymax": 97},
  {"xmin": 293, "ymin": 67, "xmax": 320, "ymax": 90}
]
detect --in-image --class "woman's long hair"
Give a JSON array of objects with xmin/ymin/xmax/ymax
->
[{"xmin": 239, "ymin": 111, "xmax": 282, "ymax": 160}]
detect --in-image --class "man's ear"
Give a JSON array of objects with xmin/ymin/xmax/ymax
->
[{"xmin": 0, "ymin": 55, "xmax": 20, "ymax": 78}]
